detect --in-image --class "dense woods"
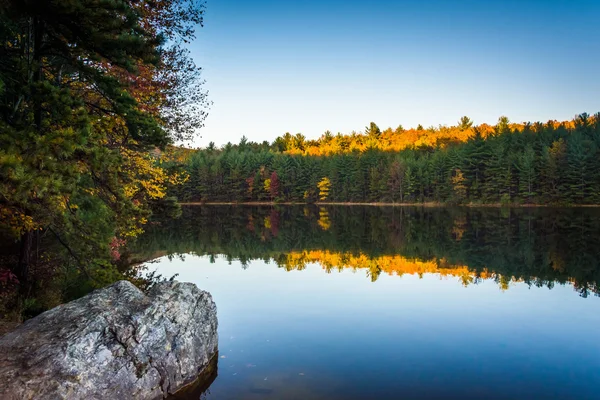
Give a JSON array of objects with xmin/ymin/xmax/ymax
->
[{"xmin": 172, "ymin": 114, "xmax": 600, "ymax": 205}]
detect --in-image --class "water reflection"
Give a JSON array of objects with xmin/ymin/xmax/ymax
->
[
  {"xmin": 131, "ymin": 205, "xmax": 600, "ymax": 297},
  {"xmin": 153, "ymin": 256, "xmax": 600, "ymax": 400},
  {"xmin": 170, "ymin": 354, "xmax": 218, "ymax": 400},
  {"xmin": 138, "ymin": 206, "xmax": 600, "ymax": 400}
]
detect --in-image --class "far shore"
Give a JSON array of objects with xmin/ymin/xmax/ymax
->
[{"xmin": 179, "ymin": 202, "xmax": 600, "ymax": 208}]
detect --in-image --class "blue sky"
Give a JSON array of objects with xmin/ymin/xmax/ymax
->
[{"xmin": 189, "ymin": 0, "xmax": 600, "ymax": 146}]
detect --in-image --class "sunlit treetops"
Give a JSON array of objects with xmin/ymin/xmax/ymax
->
[
  {"xmin": 190, "ymin": 115, "xmax": 592, "ymax": 155},
  {"xmin": 173, "ymin": 112, "xmax": 600, "ymax": 205},
  {"xmin": 273, "ymin": 115, "xmax": 585, "ymax": 156}
]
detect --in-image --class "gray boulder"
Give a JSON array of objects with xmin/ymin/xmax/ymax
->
[{"xmin": 0, "ymin": 280, "xmax": 218, "ymax": 399}]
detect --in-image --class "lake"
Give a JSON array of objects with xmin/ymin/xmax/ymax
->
[{"xmin": 131, "ymin": 206, "xmax": 600, "ymax": 400}]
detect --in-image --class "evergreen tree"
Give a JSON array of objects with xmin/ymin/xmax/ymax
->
[
  {"xmin": 173, "ymin": 113, "xmax": 600, "ymax": 206},
  {"xmin": 462, "ymin": 129, "xmax": 490, "ymax": 200},
  {"xmin": 459, "ymin": 116, "xmax": 473, "ymax": 131},
  {"xmin": 516, "ymin": 145, "xmax": 537, "ymax": 202},
  {"xmin": 0, "ymin": 0, "xmax": 208, "ymax": 282},
  {"xmin": 365, "ymin": 122, "xmax": 382, "ymax": 139},
  {"xmin": 565, "ymin": 133, "xmax": 590, "ymax": 203}
]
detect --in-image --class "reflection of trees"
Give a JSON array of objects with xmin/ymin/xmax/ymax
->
[
  {"xmin": 129, "ymin": 206, "xmax": 600, "ymax": 297},
  {"xmin": 317, "ymin": 207, "xmax": 331, "ymax": 231},
  {"xmin": 277, "ymin": 250, "xmax": 488, "ymax": 285}
]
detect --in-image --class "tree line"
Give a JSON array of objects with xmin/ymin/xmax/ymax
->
[{"xmin": 172, "ymin": 113, "xmax": 600, "ymax": 205}]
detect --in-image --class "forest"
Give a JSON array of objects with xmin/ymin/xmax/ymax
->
[{"xmin": 171, "ymin": 114, "xmax": 600, "ymax": 205}]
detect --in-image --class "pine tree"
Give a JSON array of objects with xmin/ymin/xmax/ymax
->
[
  {"xmin": 565, "ymin": 133, "xmax": 590, "ymax": 203},
  {"xmin": 540, "ymin": 139, "xmax": 567, "ymax": 203},
  {"xmin": 0, "ymin": 0, "xmax": 208, "ymax": 281},
  {"xmin": 516, "ymin": 146, "xmax": 537, "ymax": 202},
  {"xmin": 462, "ymin": 129, "xmax": 490, "ymax": 200},
  {"xmin": 484, "ymin": 140, "xmax": 512, "ymax": 201},
  {"xmin": 365, "ymin": 122, "xmax": 382, "ymax": 139},
  {"xmin": 459, "ymin": 116, "xmax": 473, "ymax": 131},
  {"xmin": 388, "ymin": 160, "xmax": 407, "ymax": 202}
]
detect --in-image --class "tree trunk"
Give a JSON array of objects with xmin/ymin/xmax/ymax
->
[{"xmin": 17, "ymin": 231, "xmax": 34, "ymax": 282}]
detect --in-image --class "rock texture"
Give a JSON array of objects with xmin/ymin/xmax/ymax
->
[{"xmin": 0, "ymin": 280, "xmax": 218, "ymax": 400}]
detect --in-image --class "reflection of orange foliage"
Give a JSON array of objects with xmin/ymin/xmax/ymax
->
[{"xmin": 277, "ymin": 250, "xmax": 516, "ymax": 289}]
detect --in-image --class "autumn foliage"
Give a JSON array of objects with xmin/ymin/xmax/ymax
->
[
  {"xmin": 174, "ymin": 113, "xmax": 600, "ymax": 206},
  {"xmin": 0, "ymin": 0, "xmax": 207, "ymax": 292}
]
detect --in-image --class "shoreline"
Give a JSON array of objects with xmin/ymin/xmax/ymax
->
[{"xmin": 179, "ymin": 202, "xmax": 600, "ymax": 208}]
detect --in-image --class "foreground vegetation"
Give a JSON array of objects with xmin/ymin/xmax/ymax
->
[
  {"xmin": 173, "ymin": 114, "xmax": 600, "ymax": 205},
  {"xmin": 0, "ymin": 0, "xmax": 207, "ymax": 320}
]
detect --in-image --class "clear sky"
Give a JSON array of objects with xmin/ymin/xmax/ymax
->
[{"xmin": 188, "ymin": 0, "xmax": 600, "ymax": 147}]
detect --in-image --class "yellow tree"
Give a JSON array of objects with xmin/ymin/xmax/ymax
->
[
  {"xmin": 452, "ymin": 169, "xmax": 467, "ymax": 202},
  {"xmin": 317, "ymin": 177, "xmax": 331, "ymax": 201}
]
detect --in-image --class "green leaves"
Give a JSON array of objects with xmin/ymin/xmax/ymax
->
[
  {"xmin": 0, "ymin": 0, "xmax": 207, "ymax": 301},
  {"xmin": 175, "ymin": 113, "xmax": 600, "ymax": 207}
]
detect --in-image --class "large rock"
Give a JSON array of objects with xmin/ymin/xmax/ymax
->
[{"xmin": 0, "ymin": 280, "xmax": 218, "ymax": 399}]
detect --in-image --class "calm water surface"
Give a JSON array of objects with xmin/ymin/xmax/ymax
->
[{"xmin": 134, "ymin": 206, "xmax": 600, "ymax": 400}]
